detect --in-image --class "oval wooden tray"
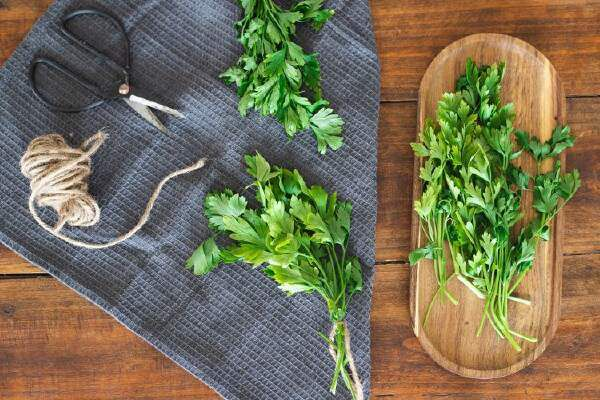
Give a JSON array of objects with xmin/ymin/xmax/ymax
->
[{"xmin": 410, "ymin": 33, "xmax": 566, "ymax": 379}]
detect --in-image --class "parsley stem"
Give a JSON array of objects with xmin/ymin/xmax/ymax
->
[
  {"xmin": 327, "ymin": 245, "xmax": 339, "ymax": 293},
  {"xmin": 476, "ymin": 299, "xmax": 489, "ymax": 337}
]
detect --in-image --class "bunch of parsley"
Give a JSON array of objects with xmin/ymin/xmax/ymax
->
[
  {"xmin": 220, "ymin": 0, "xmax": 344, "ymax": 154},
  {"xmin": 187, "ymin": 152, "xmax": 363, "ymax": 398},
  {"xmin": 410, "ymin": 59, "xmax": 580, "ymax": 351}
]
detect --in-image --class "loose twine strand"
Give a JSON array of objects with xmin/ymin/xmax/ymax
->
[
  {"xmin": 328, "ymin": 321, "xmax": 364, "ymax": 400},
  {"xmin": 20, "ymin": 131, "xmax": 206, "ymax": 249}
]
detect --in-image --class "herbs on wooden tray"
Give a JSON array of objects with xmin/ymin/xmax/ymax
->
[
  {"xmin": 410, "ymin": 59, "xmax": 580, "ymax": 351},
  {"xmin": 221, "ymin": 0, "xmax": 344, "ymax": 154},
  {"xmin": 187, "ymin": 152, "xmax": 364, "ymax": 399}
]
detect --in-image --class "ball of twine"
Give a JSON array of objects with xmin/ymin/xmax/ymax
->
[
  {"xmin": 21, "ymin": 133, "xmax": 103, "ymax": 232},
  {"xmin": 20, "ymin": 131, "xmax": 206, "ymax": 249}
]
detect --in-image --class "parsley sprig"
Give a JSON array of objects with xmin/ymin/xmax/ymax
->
[
  {"xmin": 187, "ymin": 152, "xmax": 364, "ymax": 398},
  {"xmin": 410, "ymin": 59, "xmax": 580, "ymax": 351},
  {"xmin": 221, "ymin": 0, "xmax": 344, "ymax": 154}
]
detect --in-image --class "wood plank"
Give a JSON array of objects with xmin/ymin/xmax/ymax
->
[
  {"xmin": 0, "ymin": 276, "xmax": 220, "ymax": 400},
  {"xmin": 2, "ymin": 96, "xmax": 598, "ymax": 273},
  {"xmin": 375, "ymin": 101, "xmax": 416, "ymax": 262},
  {"xmin": 563, "ymin": 97, "xmax": 600, "ymax": 255},
  {"xmin": 1, "ymin": 254, "xmax": 599, "ymax": 399},
  {"xmin": 0, "ymin": 246, "xmax": 40, "ymax": 274},
  {"xmin": 372, "ymin": 0, "xmax": 600, "ymax": 101},
  {"xmin": 0, "ymin": 0, "xmax": 53, "ymax": 63}
]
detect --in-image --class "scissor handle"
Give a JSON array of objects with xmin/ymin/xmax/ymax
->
[
  {"xmin": 61, "ymin": 8, "xmax": 131, "ymax": 80},
  {"xmin": 29, "ymin": 57, "xmax": 113, "ymax": 113}
]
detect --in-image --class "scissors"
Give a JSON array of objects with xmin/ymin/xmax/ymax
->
[{"xmin": 29, "ymin": 8, "xmax": 184, "ymax": 133}]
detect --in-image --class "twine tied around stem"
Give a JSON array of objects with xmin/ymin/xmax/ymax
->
[
  {"xmin": 20, "ymin": 131, "xmax": 206, "ymax": 249},
  {"xmin": 328, "ymin": 320, "xmax": 364, "ymax": 400}
]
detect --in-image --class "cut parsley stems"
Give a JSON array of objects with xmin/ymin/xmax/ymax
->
[
  {"xmin": 410, "ymin": 59, "xmax": 580, "ymax": 351},
  {"xmin": 187, "ymin": 152, "xmax": 364, "ymax": 399},
  {"xmin": 220, "ymin": 0, "xmax": 344, "ymax": 154}
]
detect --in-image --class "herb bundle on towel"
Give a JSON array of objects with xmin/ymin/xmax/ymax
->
[
  {"xmin": 187, "ymin": 153, "xmax": 364, "ymax": 399},
  {"xmin": 410, "ymin": 59, "xmax": 580, "ymax": 351},
  {"xmin": 0, "ymin": 1, "xmax": 380, "ymax": 398},
  {"xmin": 221, "ymin": 0, "xmax": 345, "ymax": 154}
]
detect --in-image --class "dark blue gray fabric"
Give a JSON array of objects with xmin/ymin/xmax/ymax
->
[{"xmin": 0, "ymin": 1, "xmax": 380, "ymax": 399}]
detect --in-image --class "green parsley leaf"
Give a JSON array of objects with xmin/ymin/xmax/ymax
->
[
  {"xmin": 186, "ymin": 237, "xmax": 222, "ymax": 276},
  {"xmin": 559, "ymin": 169, "xmax": 581, "ymax": 200},
  {"xmin": 409, "ymin": 245, "xmax": 433, "ymax": 265},
  {"xmin": 410, "ymin": 142, "xmax": 429, "ymax": 157},
  {"xmin": 221, "ymin": 0, "xmax": 344, "ymax": 153},
  {"xmin": 310, "ymin": 108, "xmax": 345, "ymax": 154},
  {"xmin": 517, "ymin": 125, "xmax": 575, "ymax": 164},
  {"xmin": 204, "ymin": 190, "xmax": 248, "ymax": 231},
  {"xmin": 347, "ymin": 258, "xmax": 363, "ymax": 296},
  {"xmin": 245, "ymin": 152, "xmax": 278, "ymax": 183}
]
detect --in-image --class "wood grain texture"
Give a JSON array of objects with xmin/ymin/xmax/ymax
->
[
  {"xmin": 372, "ymin": 0, "xmax": 600, "ymax": 101},
  {"xmin": 0, "ymin": 0, "xmax": 53, "ymax": 62},
  {"xmin": 563, "ymin": 97, "xmax": 600, "ymax": 255},
  {"xmin": 375, "ymin": 102, "xmax": 416, "ymax": 261},
  {"xmin": 0, "ymin": 246, "xmax": 40, "ymax": 274},
  {"xmin": 410, "ymin": 34, "xmax": 566, "ymax": 378},
  {"xmin": 1, "ymin": 254, "xmax": 599, "ymax": 399},
  {"xmin": 0, "ymin": 277, "xmax": 220, "ymax": 400}
]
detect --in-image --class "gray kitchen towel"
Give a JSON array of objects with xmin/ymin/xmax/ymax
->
[{"xmin": 0, "ymin": 1, "xmax": 380, "ymax": 399}]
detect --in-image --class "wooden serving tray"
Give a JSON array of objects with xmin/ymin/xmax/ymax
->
[{"xmin": 410, "ymin": 33, "xmax": 566, "ymax": 379}]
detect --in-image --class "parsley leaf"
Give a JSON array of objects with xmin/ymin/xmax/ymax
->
[
  {"xmin": 409, "ymin": 244, "xmax": 433, "ymax": 265},
  {"xmin": 186, "ymin": 237, "xmax": 221, "ymax": 276},
  {"xmin": 204, "ymin": 190, "xmax": 248, "ymax": 230},
  {"xmin": 221, "ymin": 0, "xmax": 344, "ymax": 153},
  {"xmin": 310, "ymin": 107, "xmax": 345, "ymax": 154}
]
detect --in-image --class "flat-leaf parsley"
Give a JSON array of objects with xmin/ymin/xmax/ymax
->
[
  {"xmin": 221, "ymin": 0, "xmax": 344, "ymax": 154},
  {"xmin": 187, "ymin": 152, "xmax": 364, "ymax": 398},
  {"xmin": 410, "ymin": 59, "xmax": 580, "ymax": 351}
]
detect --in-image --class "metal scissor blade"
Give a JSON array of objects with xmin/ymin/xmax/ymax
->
[
  {"xmin": 129, "ymin": 94, "xmax": 185, "ymax": 118},
  {"xmin": 124, "ymin": 98, "xmax": 168, "ymax": 133}
]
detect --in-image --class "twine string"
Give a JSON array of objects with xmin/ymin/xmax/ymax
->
[
  {"xmin": 20, "ymin": 131, "xmax": 206, "ymax": 249},
  {"xmin": 328, "ymin": 320, "xmax": 364, "ymax": 400}
]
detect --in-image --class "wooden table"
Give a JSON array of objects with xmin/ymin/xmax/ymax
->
[{"xmin": 1, "ymin": 1, "xmax": 599, "ymax": 398}]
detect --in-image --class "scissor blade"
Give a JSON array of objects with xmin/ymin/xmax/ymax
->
[
  {"xmin": 124, "ymin": 98, "xmax": 167, "ymax": 133},
  {"xmin": 129, "ymin": 95, "xmax": 185, "ymax": 118}
]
